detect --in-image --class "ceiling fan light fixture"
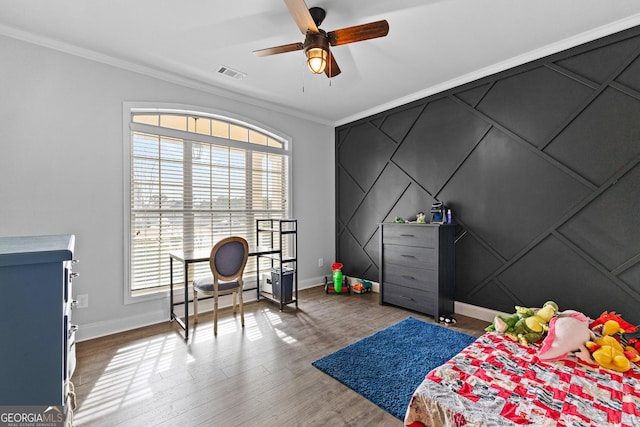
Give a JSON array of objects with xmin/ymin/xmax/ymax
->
[
  {"xmin": 253, "ymin": 2, "xmax": 388, "ymax": 79},
  {"xmin": 304, "ymin": 31, "xmax": 330, "ymax": 74},
  {"xmin": 306, "ymin": 47, "xmax": 328, "ymax": 74}
]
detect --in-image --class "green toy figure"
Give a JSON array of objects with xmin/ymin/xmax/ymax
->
[
  {"xmin": 332, "ymin": 262, "xmax": 343, "ymax": 293},
  {"xmin": 486, "ymin": 301, "xmax": 559, "ymax": 345}
]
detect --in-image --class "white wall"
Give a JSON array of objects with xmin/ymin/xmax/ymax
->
[{"xmin": 0, "ymin": 35, "xmax": 335, "ymax": 341}]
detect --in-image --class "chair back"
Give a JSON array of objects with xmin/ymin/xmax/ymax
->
[{"xmin": 210, "ymin": 236, "xmax": 249, "ymax": 282}]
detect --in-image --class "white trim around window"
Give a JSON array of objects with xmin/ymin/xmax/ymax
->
[{"xmin": 122, "ymin": 102, "xmax": 293, "ymax": 304}]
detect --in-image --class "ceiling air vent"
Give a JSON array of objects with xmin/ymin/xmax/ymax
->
[{"xmin": 216, "ymin": 65, "xmax": 246, "ymax": 80}]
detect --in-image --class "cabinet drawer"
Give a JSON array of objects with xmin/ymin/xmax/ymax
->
[
  {"xmin": 383, "ymin": 283, "xmax": 435, "ymax": 314},
  {"xmin": 383, "ymin": 244, "xmax": 435, "ymax": 269},
  {"xmin": 382, "ymin": 224, "xmax": 437, "ymax": 248},
  {"xmin": 383, "ymin": 263, "xmax": 436, "ymax": 291}
]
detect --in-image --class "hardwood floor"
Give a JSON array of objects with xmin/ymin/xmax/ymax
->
[{"xmin": 72, "ymin": 286, "xmax": 489, "ymax": 426}]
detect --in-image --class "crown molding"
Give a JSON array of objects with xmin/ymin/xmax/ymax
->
[
  {"xmin": 335, "ymin": 13, "xmax": 640, "ymax": 126},
  {"xmin": 0, "ymin": 23, "xmax": 334, "ymax": 127},
  {"xmin": 2, "ymin": 13, "xmax": 639, "ymax": 129}
]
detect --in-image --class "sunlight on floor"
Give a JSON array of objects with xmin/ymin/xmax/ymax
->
[
  {"xmin": 262, "ymin": 308, "xmax": 284, "ymax": 326},
  {"xmin": 76, "ymin": 307, "xmax": 298, "ymax": 424},
  {"xmin": 261, "ymin": 308, "xmax": 297, "ymax": 345},
  {"xmin": 274, "ymin": 328, "xmax": 298, "ymax": 344},
  {"xmin": 75, "ymin": 335, "xmax": 178, "ymax": 425},
  {"xmin": 191, "ymin": 313, "xmax": 263, "ymax": 344}
]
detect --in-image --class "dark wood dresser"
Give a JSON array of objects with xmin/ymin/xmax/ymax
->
[{"xmin": 379, "ymin": 223, "xmax": 455, "ymax": 321}]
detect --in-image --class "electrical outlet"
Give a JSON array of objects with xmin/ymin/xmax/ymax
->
[
  {"xmin": 318, "ymin": 258, "xmax": 324, "ymax": 267},
  {"xmin": 76, "ymin": 294, "xmax": 89, "ymax": 308}
]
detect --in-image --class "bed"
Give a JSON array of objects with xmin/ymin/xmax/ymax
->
[{"xmin": 404, "ymin": 332, "xmax": 640, "ymax": 427}]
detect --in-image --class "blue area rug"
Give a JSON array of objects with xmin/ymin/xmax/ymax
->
[{"xmin": 312, "ymin": 316, "xmax": 476, "ymax": 420}]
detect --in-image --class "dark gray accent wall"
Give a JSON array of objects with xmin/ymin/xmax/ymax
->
[{"xmin": 335, "ymin": 26, "xmax": 640, "ymax": 324}]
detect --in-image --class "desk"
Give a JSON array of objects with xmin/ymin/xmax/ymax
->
[{"xmin": 169, "ymin": 246, "xmax": 279, "ymax": 339}]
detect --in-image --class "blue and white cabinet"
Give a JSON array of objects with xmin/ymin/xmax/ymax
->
[{"xmin": 0, "ymin": 234, "xmax": 78, "ymax": 421}]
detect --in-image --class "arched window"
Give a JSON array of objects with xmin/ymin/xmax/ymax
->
[{"xmin": 124, "ymin": 106, "xmax": 290, "ymax": 298}]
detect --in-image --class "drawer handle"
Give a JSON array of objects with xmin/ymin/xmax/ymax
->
[
  {"xmin": 399, "ymin": 295, "xmax": 413, "ymax": 301},
  {"xmin": 400, "ymin": 234, "xmax": 415, "ymax": 237},
  {"xmin": 68, "ymin": 324, "xmax": 79, "ymax": 339},
  {"xmin": 402, "ymin": 275, "xmax": 416, "ymax": 281},
  {"xmin": 401, "ymin": 254, "xmax": 415, "ymax": 258}
]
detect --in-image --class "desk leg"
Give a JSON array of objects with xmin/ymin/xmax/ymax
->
[
  {"xmin": 256, "ymin": 260, "xmax": 260, "ymax": 301},
  {"xmin": 184, "ymin": 262, "xmax": 189, "ymax": 340},
  {"xmin": 170, "ymin": 257, "xmax": 174, "ymax": 320}
]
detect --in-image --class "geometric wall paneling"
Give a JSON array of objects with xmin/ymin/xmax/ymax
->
[
  {"xmin": 555, "ymin": 34, "xmax": 640, "ymax": 85},
  {"xmin": 476, "ymin": 66, "xmax": 594, "ymax": 148},
  {"xmin": 616, "ymin": 53, "xmax": 640, "ymax": 92},
  {"xmin": 346, "ymin": 162, "xmax": 411, "ymax": 247},
  {"xmin": 378, "ymin": 103, "xmax": 425, "ymax": 144},
  {"xmin": 383, "ymin": 182, "xmax": 437, "ymax": 223},
  {"xmin": 559, "ymin": 163, "xmax": 640, "ymax": 272},
  {"xmin": 336, "ymin": 24, "xmax": 640, "ymax": 317},
  {"xmin": 455, "ymin": 83, "xmax": 492, "ymax": 107},
  {"xmin": 544, "ymin": 87, "xmax": 640, "ymax": 186},
  {"xmin": 453, "ymin": 231, "xmax": 504, "ymax": 300},
  {"xmin": 336, "ymin": 126, "xmax": 351, "ymax": 149},
  {"xmin": 392, "ymin": 97, "xmax": 491, "ymax": 195},
  {"xmin": 337, "ymin": 121, "xmax": 396, "ymax": 190},
  {"xmin": 463, "ymin": 279, "xmax": 524, "ymax": 316},
  {"xmin": 620, "ymin": 262, "xmax": 640, "ymax": 293},
  {"xmin": 337, "ymin": 230, "xmax": 375, "ymax": 279},
  {"xmin": 337, "ymin": 167, "xmax": 365, "ymax": 223},
  {"xmin": 370, "ymin": 116, "xmax": 385, "ymax": 129},
  {"xmin": 363, "ymin": 229, "xmax": 381, "ymax": 279},
  {"xmin": 438, "ymin": 127, "xmax": 592, "ymax": 259},
  {"xmin": 497, "ymin": 235, "xmax": 640, "ymax": 324}
]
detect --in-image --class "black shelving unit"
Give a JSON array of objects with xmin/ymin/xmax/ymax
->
[{"xmin": 256, "ymin": 219, "xmax": 298, "ymax": 310}]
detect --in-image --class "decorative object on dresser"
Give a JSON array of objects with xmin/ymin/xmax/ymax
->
[
  {"xmin": 379, "ymin": 223, "xmax": 455, "ymax": 322},
  {"xmin": 0, "ymin": 234, "xmax": 78, "ymax": 425}
]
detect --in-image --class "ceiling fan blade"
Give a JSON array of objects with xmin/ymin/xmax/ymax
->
[
  {"xmin": 327, "ymin": 20, "xmax": 389, "ymax": 46},
  {"xmin": 253, "ymin": 42, "xmax": 304, "ymax": 57},
  {"xmin": 325, "ymin": 50, "xmax": 341, "ymax": 78},
  {"xmin": 284, "ymin": 0, "xmax": 318, "ymax": 34}
]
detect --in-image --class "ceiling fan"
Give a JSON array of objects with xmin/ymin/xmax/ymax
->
[{"xmin": 253, "ymin": 0, "xmax": 389, "ymax": 77}]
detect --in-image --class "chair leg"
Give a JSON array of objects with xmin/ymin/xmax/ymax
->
[
  {"xmin": 193, "ymin": 288, "xmax": 199, "ymax": 323},
  {"xmin": 239, "ymin": 289, "xmax": 245, "ymax": 328},
  {"xmin": 213, "ymin": 294, "xmax": 218, "ymax": 336},
  {"xmin": 232, "ymin": 291, "xmax": 237, "ymax": 314}
]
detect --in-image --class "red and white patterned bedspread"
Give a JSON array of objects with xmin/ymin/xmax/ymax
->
[{"xmin": 404, "ymin": 332, "xmax": 640, "ymax": 427}]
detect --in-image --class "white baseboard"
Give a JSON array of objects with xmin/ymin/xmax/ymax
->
[
  {"xmin": 76, "ymin": 275, "xmax": 326, "ymax": 342},
  {"xmin": 77, "ymin": 276, "xmax": 506, "ymax": 341},
  {"xmin": 455, "ymin": 301, "xmax": 509, "ymax": 323}
]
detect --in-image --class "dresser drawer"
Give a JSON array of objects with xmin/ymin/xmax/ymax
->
[
  {"xmin": 383, "ymin": 263, "xmax": 436, "ymax": 292},
  {"xmin": 383, "ymin": 244, "xmax": 436, "ymax": 269},
  {"xmin": 382, "ymin": 224, "xmax": 437, "ymax": 248},
  {"xmin": 379, "ymin": 222, "xmax": 455, "ymax": 321},
  {"xmin": 382, "ymin": 283, "xmax": 435, "ymax": 315}
]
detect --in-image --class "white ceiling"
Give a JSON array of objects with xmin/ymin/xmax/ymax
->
[{"xmin": 2, "ymin": 0, "xmax": 640, "ymax": 126}]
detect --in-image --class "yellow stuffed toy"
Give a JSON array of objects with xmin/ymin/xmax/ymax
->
[
  {"xmin": 511, "ymin": 301, "xmax": 559, "ymax": 345},
  {"xmin": 486, "ymin": 301, "xmax": 559, "ymax": 346},
  {"xmin": 585, "ymin": 320, "xmax": 637, "ymax": 373}
]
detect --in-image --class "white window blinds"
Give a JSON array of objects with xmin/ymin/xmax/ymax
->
[{"xmin": 128, "ymin": 112, "xmax": 289, "ymax": 294}]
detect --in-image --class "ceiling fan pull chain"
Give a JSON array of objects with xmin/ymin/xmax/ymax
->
[{"xmin": 302, "ymin": 59, "xmax": 306, "ymax": 92}]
